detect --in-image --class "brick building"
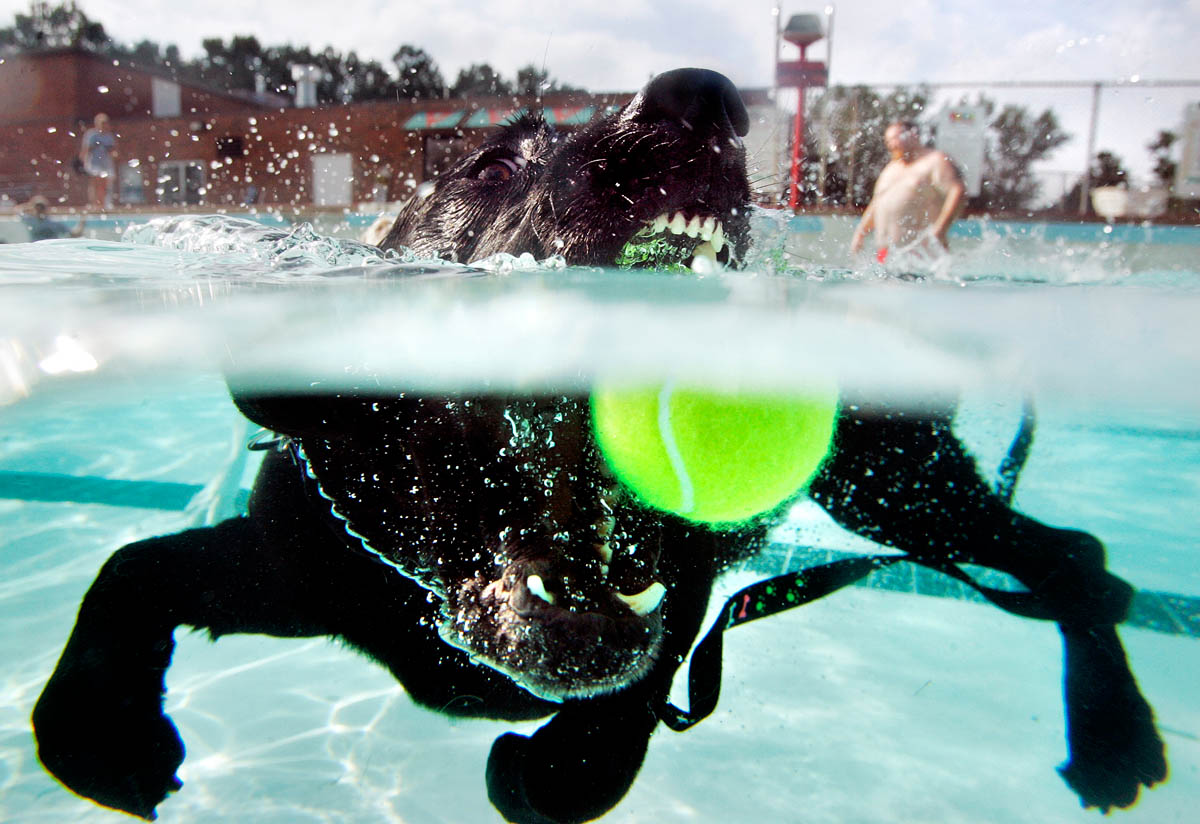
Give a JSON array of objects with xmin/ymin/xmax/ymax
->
[{"xmin": 0, "ymin": 48, "xmax": 633, "ymax": 211}]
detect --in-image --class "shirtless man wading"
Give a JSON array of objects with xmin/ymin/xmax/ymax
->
[{"xmin": 850, "ymin": 120, "xmax": 965, "ymax": 263}]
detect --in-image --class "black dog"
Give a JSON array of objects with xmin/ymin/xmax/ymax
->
[{"xmin": 33, "ymin": 69, "xmax": 1165, "ymax": 823}]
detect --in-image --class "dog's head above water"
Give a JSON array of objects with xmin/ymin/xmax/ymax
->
[{"xmin": 380, "ymin": 67, "xmax": 752, "ymax": 270}]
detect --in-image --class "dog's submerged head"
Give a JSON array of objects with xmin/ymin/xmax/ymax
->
[
  {"xmin": 241, "ymin": 391, "xmax": 687, "ymax": 701},
  {"xmin": 381, "ymin": 67, "xmax": 752, "ymax": 269}
]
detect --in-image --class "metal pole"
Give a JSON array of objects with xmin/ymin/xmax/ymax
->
[
  {"xmin": 848, "ymin": 90, "xmax": 859, "ymax": 204},
  {"xmin": 788, "ymin": 45, "xmax": 808, "ymax": 211},
  {"xmin": 1079, "ymin": 82, "xmax": 1101, "ymax": 215},
  {"xmin": 824, "ymin": 5, "xmax": 835, "ymax": 82},
  {"xmin": 773, "ymin": 2, "xmax": 783, "ymax": 205},
  {"xmin": 817, "ymin": 4, "xmax": 835, "ymax": 203}
]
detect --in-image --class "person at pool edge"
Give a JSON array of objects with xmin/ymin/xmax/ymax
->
[
  {"xmin": 850, "ymin": 120, "xmax": 966, "ymax": 263},
  {"xmin": 21, "ymin": 196, "xmax": 85, "ymax": 241},
  {"xmin": 79, "ymin": 113, "xmax": 117, "ymax": 211}
]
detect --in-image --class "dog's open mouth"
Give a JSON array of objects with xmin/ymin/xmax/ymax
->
[
  {"xmin": 617, "ymin": 209, "xmax": 732, "ymax": 272},
  {"xmin": 440, "ymin": 499, "xmax": 669, "ymax": 701}
]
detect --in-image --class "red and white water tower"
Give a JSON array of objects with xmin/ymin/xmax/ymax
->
[{"xmin": 776, "ymin": 11, "xmax": 829, "ymax": 210}]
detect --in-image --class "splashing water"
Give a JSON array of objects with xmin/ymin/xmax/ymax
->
[{"xmin": 0, "ymin": 212, "xmax": 1196, "ymax": 413}]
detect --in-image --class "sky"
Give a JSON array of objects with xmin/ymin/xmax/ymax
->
[{"xmin": 3, "ymin": 0, "xmax": 1198, "ymax": 181}]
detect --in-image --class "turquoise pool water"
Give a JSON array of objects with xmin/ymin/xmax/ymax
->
[{"xmin": 1, "ymin": 215, "xmax": 1198, "ymax": 822}]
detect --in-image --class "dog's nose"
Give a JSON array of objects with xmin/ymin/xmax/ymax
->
[{"xmin": 632, "ymin": 68, "xmax": 749, "ymax": 138}]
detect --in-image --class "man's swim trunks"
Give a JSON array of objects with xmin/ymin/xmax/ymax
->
[{"xmin": 876, "ymin": 247, "xmax": 889, "ymax": 264}]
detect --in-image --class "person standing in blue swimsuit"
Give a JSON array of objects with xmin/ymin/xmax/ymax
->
[{"xmin": 79, "ymin": 113, "xmax": 117, "ymax": 211}]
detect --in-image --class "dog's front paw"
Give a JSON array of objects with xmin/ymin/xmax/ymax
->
[
  {"xmin": 1057, "ymin": 684, "xmax": 1167, "ymax": 812},
  {"xmin": 1058, "ymin": 624, "xmax": 1167, "ymax": 812},
  {"xmin": 32, "ymin": 654, "xmax": 184, "ymax": 819},
  {"xmin": 486, "ymin": 732, "xmax": 572, "ymax": 824},
  {"xmin": 486, "ymin": 705, "xmax": 656, "ymax": 824}
]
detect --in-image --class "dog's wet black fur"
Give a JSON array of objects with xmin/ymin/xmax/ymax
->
[
  {"xmin": 382, "ymin": 67, "xmax": 751, "ymax": 267},
  {"xmin": 33, "ymin": 69, "xmax": 1165, "ymax": 823}
]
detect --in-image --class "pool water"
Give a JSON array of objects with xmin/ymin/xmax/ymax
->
[{"xmin": 1, "ymin": 214, "xmax": 1198, "ymax": 823}]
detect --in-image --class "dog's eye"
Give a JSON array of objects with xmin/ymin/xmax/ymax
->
[{"xmin": 477, "ymin": 158, "xmax": 519, "ymax": 182}]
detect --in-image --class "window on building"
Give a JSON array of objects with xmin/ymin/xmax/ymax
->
[
  {"xmin": 118, "ymin": 164, "xmax": 145, "ymax": 205},
  {"xmin": 157, "ymin": 160, "xmax": 205, "ymax": 205},
  {"xmin": 151, "ymin": 78, "xmax": 182, "ymax": 118},
  {"xmin": 423, "ymin": 135, "xmax": 468, "ymax": 180},
  {"xmin": 311, "ymin": 152, "xmax": 354, "ymax": 206}
]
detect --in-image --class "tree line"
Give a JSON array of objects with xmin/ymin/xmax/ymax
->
[
  {"xmin": 0, "ymin": 1, "xmax": 583, "ymax": 104},
  {"xmin": 4, "ymin": 2, "xmax": 1176, "ymax": 214},
  {"xmin": 792, "ymin": 83, "xmax": 1180, "ymax": 214}
]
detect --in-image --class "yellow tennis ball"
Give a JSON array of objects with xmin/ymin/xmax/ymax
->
[{"xmin": 591, "ymin": 382, "xmax": 838, "ymax": 525}]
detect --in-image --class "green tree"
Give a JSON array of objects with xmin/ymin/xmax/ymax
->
[
  {"xmin": 513, "ymin": 64, "xmax": 584, "ymax": 97},
  {"xmin": 450, "ymin": 63, "xmax": 512, "ymax": 98},
  {"xmin": 981, "ymin": 103, "xmax": 1071, "ymax": 211},
  {"xmin": 1091, "ymin": 150, "xmax": 1127, "ymax": 187},
  {"xmin": 336, "ymin": 50, "xmax": 398, "ymax": 103},
  {"xmin": 1148, "ymin": 130, "xmax": 1177, "ymax": 188},
  {"xmin": 0, "ymin": 4, "xmax": 582, "ymax": 106},
  {"xmin": 199, "ymin": 35, "xmax": 267, "ymax": 92},
  {"xmin": 392, "ymin": 45, "xmax": 446, "ymax": 100},
  {"xmin": 0, "ymin": 0, "xmax": 109, "ymax": 52},
  {"xmin": 1055, "ymin": 149, "xmax": 1129, "ymax": 214},
  {"xmin": 515, "ymin": 65, "xmax": 550, "ymax": 97},
  {"xmin": 805, "ymin": 84, "xmax": 930, "ymax": 206}
]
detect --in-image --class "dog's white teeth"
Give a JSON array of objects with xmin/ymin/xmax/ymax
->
[
  {"xmin": 710, "ymin": 222, "xmax": 725, "ymax": 254},
  {"xmin": 526, "ymin": 574, "xmax": 556, "ymax": 605},
  {"xmin": 596, "ymin": 539, "xmax": 614, "ymax": 564},
  {"xmin": 615, "ymin": 582, "xmax": 667, "ymax": 616},
  {"xmin": 596, "ymin": 540, "xmax": 614, "ymax": 580},
  {"xmin": 690, "ymin": 241, "xmax": 719, "ymax": 274},
  {"xmin": 597, "ymin": 515, "xmax": 616, "ymax": 539},
  {"xmin": 639, "ymin": 212, "xmax": 724, "ymax": 250}
]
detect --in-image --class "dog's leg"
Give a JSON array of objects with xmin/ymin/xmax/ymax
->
[
  {"xmin": 1057, "ymin": 623, "xmax": 1167, "ymax": 811},
  {"xmin": 31, "ymin": 516, "xmax": 300, "ymax": 820},
  {"xmin": 809, "ymin": 403, "xmax": 1166, "ymax": 809},
  {"xmin": 31, "ymin": 443, "xmax": 411, "ymax": 819},
  {"xmin": 487, "ymin": 691, "xmax": 661, "ymax": 824}
]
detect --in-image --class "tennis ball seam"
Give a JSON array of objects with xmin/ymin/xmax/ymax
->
[
  {"xmin": 657, "ymin": 381, "xmax": 695, "ymax": 516},
  {"xmin": 592, "ymin": 384, "xmax": 838, "ymax": 525}
]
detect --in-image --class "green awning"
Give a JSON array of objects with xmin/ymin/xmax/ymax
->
[
  {"xmin": 460, "ymin": 105, "xmax": 598, "ymax": 129},
  {"xmin": 402, "ymin": 109, "xmax": 466, "ymax": 130},
  {"xmin": 462, "ymin": 107, "xmax": 526, "ymax": 128},
  {"xmin": 542, "ymin": 105, "xmax": 594, "ymax": 125}
]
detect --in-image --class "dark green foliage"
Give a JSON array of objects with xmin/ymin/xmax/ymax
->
[
  {"xmin": 981, "ymin": 102, "xmax": 1071, "ymax": 211},
  {"xmin": 0, "ymin": 2, "xmax": 583, "ymax": 104},
  {"xmin": 451, "ymin": 63, "xmax": 513, "ymax": 98},
  {"xmin": 0, "ymin": 0, "xmax": 109, "ymax": 52},
  {"xmin": 801, "ymin": 85, "xmax": 1070, "ymax": 212},
  {"xmin": 1147, "ymin": 130, "xmax": 1176, "ymax": 188},
  {"xmin": 801, "ymin": 84, "xmax": 931, "ymax": 207}
]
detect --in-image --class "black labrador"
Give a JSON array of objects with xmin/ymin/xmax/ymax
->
[{"xmin": 32, "ymin": 68, "xmax": 1165, "ymax": 823}]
